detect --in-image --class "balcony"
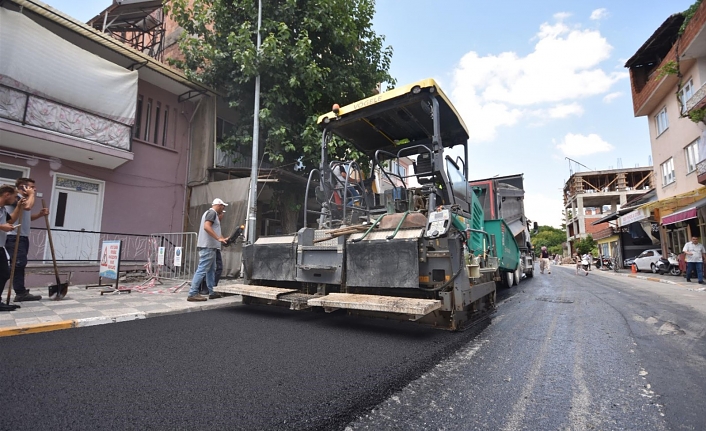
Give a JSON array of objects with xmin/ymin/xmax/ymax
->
[{"xmin": 0, "ymin": 83, "xmax": 133, "ymax": 169}]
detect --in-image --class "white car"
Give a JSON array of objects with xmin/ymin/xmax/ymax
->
[{"xmin": 632, "ymin": 249, "xmax": 662, "ymax": 273}]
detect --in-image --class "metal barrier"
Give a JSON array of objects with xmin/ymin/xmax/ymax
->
[
  {"xmin": 146, "ymin": 232, "xmax": 198, "ymax": 281},
  {"xmin": 27, "ymin": 228, "xmax": 198, "ymax": 281}
]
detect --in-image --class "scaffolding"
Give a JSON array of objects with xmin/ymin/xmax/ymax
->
[{"xmin": 87, "ymin": 0, "xmax": 165, "ymax": 62}]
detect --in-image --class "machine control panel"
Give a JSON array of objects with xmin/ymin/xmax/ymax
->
[{"xmin": 426, "ymin": 209, "xmax": 450, "ymax": 238}]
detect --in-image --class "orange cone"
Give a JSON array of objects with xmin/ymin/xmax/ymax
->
[{"xmin": 631, "ymin": 264, "xmax": 637, "ymax": 274}]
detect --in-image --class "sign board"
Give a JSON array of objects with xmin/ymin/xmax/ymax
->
[
  {"xmin": 174, "ymin": 247, "xmax": 182, "ymax": 267},
  {"xmin": 99, "ymin": 240, "xmax": 121, "ymax": 280},
  {"xmin": 157, "ymin": 247, "xmax": 165, "ymax": 265},
  {"xmin": 619, "ymin": 208, "xmax": 649, "ymax": 226}
]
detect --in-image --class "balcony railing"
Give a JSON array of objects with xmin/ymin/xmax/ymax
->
[
  {"xmin": 685, "ymin": 82, "xmax": 706, "ymax": 112},
  {"xmin": 0, "ymin": 83, "xmax": 132, "ymax": 151}
]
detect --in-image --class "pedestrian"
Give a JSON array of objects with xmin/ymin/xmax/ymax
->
[
  {"xmin": 199, "ymin": 211, "xmax": 225, "ymax": 295},
  {"xmin": 0, "ymin": 185, "xmax": 25, "ymax": 311},
  {"xmin": 682, "ymin": 236, "xmax": 706, "ymax": 284},
  {"xmin": 539, "ymin": 246, "xmax": 551, "ymax": 274},
  {"xmin": 5, "ymin": 178, "xmax": 46, "ymax": 302},
  {"xmin": 583, "ymin": 253, "xmax": 592, "ymax": 271},
  {"xmin": 187, "ymin": 198, "xmax": 228, "ymax": 301},
  {"xmin": 574, "ymin": 253, "xmax": 588, "ymax": 276}
]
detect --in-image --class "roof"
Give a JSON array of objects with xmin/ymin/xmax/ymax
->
[
  {"xmin": 317, "ymin": 79, "xmax": 469, "ymax": 157},
  {"xmin": 625, "ymin": 14, "xmax": 684, "ymax": 68},
  {"xmin": 10, "ymin": 0, "xmax": 216, "ymax": 95}
]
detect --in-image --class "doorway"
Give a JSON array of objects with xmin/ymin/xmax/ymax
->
[{"xmin": 45, "ymin": 174, "xmax": 104, "ymax": 262}]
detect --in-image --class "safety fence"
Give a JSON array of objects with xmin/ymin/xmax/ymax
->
[{"xmin": 26, "ymin": 228, "xmax": 198, "ymax": 281}]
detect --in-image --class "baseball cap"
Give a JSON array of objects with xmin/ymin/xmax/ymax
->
[{"xmin": 212, "ymin": 198, "xmax": 228, "ymax": 206}]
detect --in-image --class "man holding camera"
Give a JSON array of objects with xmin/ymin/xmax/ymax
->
[{"xmin": 5, "ymin": 178, "xmax": 48, "ymax": 302}]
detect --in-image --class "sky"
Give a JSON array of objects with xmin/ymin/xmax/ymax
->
[{"xmin": 43, "ymin": 0, "xmax": 697, "ymax": 228}]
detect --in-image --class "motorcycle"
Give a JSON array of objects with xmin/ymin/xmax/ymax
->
[
  {"xmin": 601, "ymin": 257, "xmax": 614, "ymax": 271},
  {"xmin": 655, "ymin": 253, "xmax": 681, "ymax": 276}
]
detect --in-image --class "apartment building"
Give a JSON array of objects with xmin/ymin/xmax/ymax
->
[
  {"xmin": 626, "ymin": 2, "xmax": 706, "ymax": 255},
  {"xmin": 0, "ymin": 0, "xmax": 215, "ymax": 284}
]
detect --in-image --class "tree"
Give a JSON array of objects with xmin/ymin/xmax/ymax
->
[
  {"xmin": 531, "ymin": 225, "xmax": 565, "ymax": 256},
  {"xmin": 574, "ymin": 235, "xmax": 596, "ymax": 255},
  {"xmin": 165, "ymin": 0, "xmax": 395, "ymax": 169}
]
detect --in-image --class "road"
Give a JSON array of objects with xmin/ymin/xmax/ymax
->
[{"xmin": 1, "ymin": 266, "xmax": 704, "ymax": 430}]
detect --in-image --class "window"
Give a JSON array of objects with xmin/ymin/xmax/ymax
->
[
  {"xmin": 144, "ymin": 98, "xmax": 152, "ymax": 141},
  {"xmin": 661, "ymin": 157, "xmax": 675, "ymax": 186},
  {"xmin": 216, "ymin": 117, "xmax": 236, "ymax": 143},
  {"xmin": 134, "ymin": 95, "xmax": 143, "ymax": 138},
  {"xmin": 153, "ymin": 102, "xmax": 161, "ymax": 144},
  {"xmin": 162, "ymin": 106, "xmax": 169, "ymax": 147},
  {"xmin": 0, "ymin": 162, "xmax": 29, "ymax": 188},
  {"xmin": 685, "ymin": 138, "xmax": 700, "ymax": 173},
  {"xmin": 679, "ymin": 79, "xmax": 694, "ymax": 113},
  {"xmin": 655, "ymin": 107, "xmax": 668, "ymax": 135}
]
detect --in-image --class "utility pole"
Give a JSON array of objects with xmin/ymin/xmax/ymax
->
[{"xmin": 246, "ymin": 0, "xmax": 262, "ymax": 245}]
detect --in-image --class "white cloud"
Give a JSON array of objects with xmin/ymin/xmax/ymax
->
[
  {"xmin": 548, "ymin": 103, "xmax": 584, "ymax": 118},
  {"xmin": 590, "ymin": 8, "xmax": 609, "ymax": 20},
  {"xmin": 451, "ymin": 15, "xmax": 626, "ymax": 142},
  {"xmin": 556, "ymin": 133, "xmax": 614, "ymax": 156},
  {"xmin": 602, "ymin": 92, "xmax": 622, "ymax": 103}
]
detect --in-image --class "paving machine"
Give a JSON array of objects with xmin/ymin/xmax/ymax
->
[{"xmin": 216, "ymin": 79, "xmax": 522, "ymax": 330}]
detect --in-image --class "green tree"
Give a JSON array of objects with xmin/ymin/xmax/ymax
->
[
  {"xmin": 531, "ymin": 225, "xmax": 566, "ymax": 256},
  {"xmin": 575, "ymin": 235, "xmax": 597, "ymax": 255},
  {"xmin": 165, "ymin": 0, "xmax": 395, "ymax": 169}
]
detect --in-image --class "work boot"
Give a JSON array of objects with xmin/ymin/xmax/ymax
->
[
  {"xmin": 14, "ymin": 292, "xmax": 42, "ymax": 302},
  {"xmin": 0, "ymin": 303, "xmax": 19, "ymax": 312},
  {"xmin": 187, "ymin": 294, "xmax": 207, "ymax": 302},
  {"xmin": 208, "ymin": 292, "xmax": 222, "ymax": 299}
]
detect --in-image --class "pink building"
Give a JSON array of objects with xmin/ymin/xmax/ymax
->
[{"xmin": 0, "ymin": 1, "xmax": 215, "ymax": 285}]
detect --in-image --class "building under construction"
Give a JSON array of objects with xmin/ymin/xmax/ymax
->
[{"xmin": 564, "ymin": 167, "xmax": 654, "ymax": 253}]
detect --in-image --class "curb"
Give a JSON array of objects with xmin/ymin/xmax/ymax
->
[{"xmin": 0, "ymin": 296, "xmax": 241, "ymax": 338}]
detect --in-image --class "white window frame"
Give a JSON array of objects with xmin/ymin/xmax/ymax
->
[
  {"xmin": 655, "ymin": 106, "xmax": 669, "ymax": 136},
  {"xmin": 0, "ymin": 162, "xmax": 30, "ymax": 188},
  {"xmin": 685, "ymin": 138, "xmax": 700, "ymax": 173},
  {"xmin": 661, "ymin": 157, "xmax": 675, "ymax": 186},
  {"xmin": 679, "ymin": 79, "xmax": 694, "ymax": 114}
]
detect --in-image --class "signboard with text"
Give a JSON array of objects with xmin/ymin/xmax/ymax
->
[
  {"xmin": 158, "ymin": 247, "xmax": 165, "ymax": 265},
  {"xmin": 174, "ymin": 247, "xmax": 182, "ymax": 267},
  {"xmin": 99, "ymin": 240, "xmax": 122, "ymax": 280},
  {"xmin": 618, "ymin": 208, "xmax": 649, "ymax": 226}
]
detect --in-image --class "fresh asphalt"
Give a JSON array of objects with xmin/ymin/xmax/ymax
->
[
  {"xmin": 2, "ymin": 266, "xmax": 704, "ymax": 430},
  {"xmin": 0, "ymin": 298, "xmax": 480, "ymax": 430}
]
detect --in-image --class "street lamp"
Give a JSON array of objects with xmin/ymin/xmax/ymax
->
[{"xmin": 246, "ymin": 0, "xmax": 262, "ymax": 245}]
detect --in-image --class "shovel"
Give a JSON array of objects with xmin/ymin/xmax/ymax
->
[
  {"xmin": 5, "ymin": 223, "xmax": 22, "ymax": 306},
  {"xmin": 42, "ymin": 199, "xmax": 68, "ymax": 300}
]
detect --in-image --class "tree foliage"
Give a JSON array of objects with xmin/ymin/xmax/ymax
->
[
  {"xmin": 531, "ymin": 225, "xmax": 566, "ymax": 256},
  {"xmin": 574, "ymin": 235, "xmax": 597, "ymax": 255},
  {"xmin": 164, "ymin": 0, "xmax": 395, "ymax": 169}
]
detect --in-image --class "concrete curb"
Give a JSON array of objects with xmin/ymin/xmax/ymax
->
[{"xmin": 0, "ymin": 296, "xmax": 241, "ymax": 338}]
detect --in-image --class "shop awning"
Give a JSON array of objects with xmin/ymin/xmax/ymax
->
[
  {"xmin": 661, "ymin": 196, "xmax": 706, "ymax": 226},
  {"xmin": 662, "ymin": 207, "xmax": 698, "ymax": 225}
]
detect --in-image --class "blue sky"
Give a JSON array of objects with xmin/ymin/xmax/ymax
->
[{"xmin": 44, "ymin": 0, "xmax": 696, "ymax": 227}]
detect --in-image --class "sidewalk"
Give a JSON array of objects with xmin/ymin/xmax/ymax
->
[
  {"xmin": 0, "ymin": 279, "xmax": 241, "ymax": 337},
  {"xmin": 555, "ymin": 263, "xmax": 706, "ymax": 291}
]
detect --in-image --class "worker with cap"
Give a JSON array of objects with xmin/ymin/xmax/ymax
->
[{"xmin": 188, "ymin": 198, "xmax": 228, "ymax": 301}]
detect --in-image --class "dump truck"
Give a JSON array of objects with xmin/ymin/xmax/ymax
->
[
  {"xmin": 469, "ymin": 174, "xmax": 536, "ymax": 282},
  {"xmin": 216, "ymin": 79, "xmax": 524, "ymax": 330}
]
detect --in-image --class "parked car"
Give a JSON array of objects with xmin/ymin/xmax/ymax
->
[
  {"xmin": 633, "ymin": 249, "xmax": 662, "ymax": 273},
  {"xmin": 623, "ymin": 257, "xmax": 635, "ymax": 267}
]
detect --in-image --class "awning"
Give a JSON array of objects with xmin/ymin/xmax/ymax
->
[
  {"xmin": 662, "ymin": 208, "xmax": 697, "ymax": 225},
  {"xmin": 661, "ymin": 196, "xmax": 706, "ymax": 226}
]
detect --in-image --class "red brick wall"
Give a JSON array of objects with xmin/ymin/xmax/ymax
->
[
  {"xmin": 630, "ymin": 4, "xmax": 706, "ymax": 115},
  {"xmin": 584, "ymin": 220, "xmax": 609, "ymax": 237}
]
